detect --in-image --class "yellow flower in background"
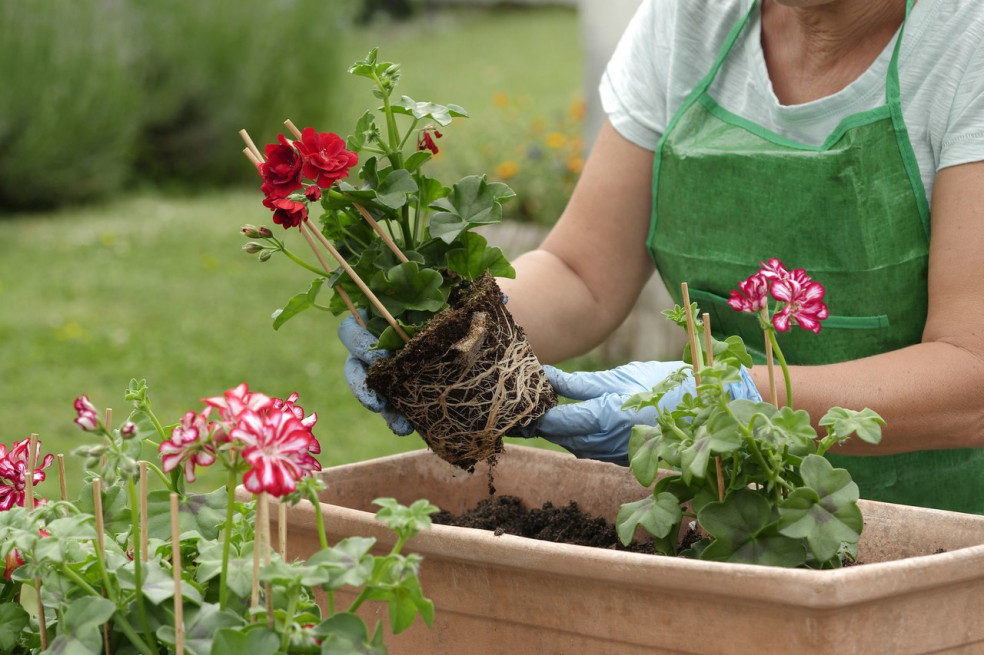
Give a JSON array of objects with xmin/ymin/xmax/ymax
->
[
  {"xmin": 569, "ymin": 98, "xmax": 586, "ymax": 122},
  {"xmin": 492, "ymin": 92, "xmax": 509, "ymax": 108},
  {"xmin": 545, "ymin": 132, "xmax": 567, "ymax": 149},
  {"xmin": 566, "ymin": 156, "xmax": 584, "ymax": 175},
  {"xmin": 495, "ymin": 161, "xmax": 519, "ymax": 179}
]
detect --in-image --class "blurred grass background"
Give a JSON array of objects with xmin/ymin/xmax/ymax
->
[{"xmin": 0, "ymin": 1, "xmax": 584, "ymax": 497}]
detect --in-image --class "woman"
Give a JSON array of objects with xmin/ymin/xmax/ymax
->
[{"xmin": 343, "ymin": 0, "xmax": 984, "ymax": 513}]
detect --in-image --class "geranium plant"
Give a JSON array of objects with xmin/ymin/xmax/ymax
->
[
  {"xmin": 0, "ymin": 380, "xmax": 437, "ymax": 654},
  {"xmin": 238, "ymin": 48, "xmax": 555, "ymax": 471},
  {"xmin": 616, "ymin": 260, "xmax": 885, "ymax": 568}
]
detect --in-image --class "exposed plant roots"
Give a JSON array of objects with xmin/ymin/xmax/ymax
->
[{"xmin": 367, "ymin": 273, "xmax": 556, "ymax": 471}]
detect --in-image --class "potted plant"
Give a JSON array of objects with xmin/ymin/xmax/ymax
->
[
  {"xmin": 238, "ymin": 49, "xmax": 555, "ymax": 471},
  {"xmin": 265, "ymin": 262, "xmax": 984, "ymax": 653},
  {"xmin": 0, "ymin": 381, "xmax": 437, "ymax": 654}
]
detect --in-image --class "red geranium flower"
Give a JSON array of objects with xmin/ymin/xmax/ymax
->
[
  {"xmin": 259, "ymin": 134, "xmax": 303, "ymax": 200},
  {"xmin": 0, "ymin": 437, "xmax": 54, "ymax": 511},
  {"xmin": 293, "ymin": 127, "xmax": 358, "ymax": 189},
  {"xmin": 264, "ymin": 197, "xmax": 308, "ymax": 229},
  {"xmin": 202, "ymin": 383, "xmax": 273, "ymax": 442},
  {"xmin": 417, "ymin": 127, "xmax": 442, "ymax": 155}
]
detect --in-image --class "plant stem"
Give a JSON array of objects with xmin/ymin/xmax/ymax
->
[
  {"xmin": 127, "ymin": 476, "xmax": 155, "ymax": 647},
  {"xmin": 279, "ymin": 586, "xmax": 300, "ymax": 653},
  {"xmin": 307, "ymin": 487, "xmax": 328, "ymax": 551},
  {"xmin": 219, "ymin": 468, "xmax": 237, "ymax": 610},
  {"xmin": 768, "ymin": 330, "xmax": 793, "ymax": 409}
]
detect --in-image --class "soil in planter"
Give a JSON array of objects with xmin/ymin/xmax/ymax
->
[
  {"xmin": 367, "ymin": 273, "xmax": 556, "ymax": 472},
  {"xmin": 432, "ymin": 495, "xmax": 674, "ymax": 554}
]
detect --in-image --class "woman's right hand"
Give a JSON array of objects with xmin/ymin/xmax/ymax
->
[{"xmin": 337, "ymin": 313, "xmax": 414, "ymax": 436}]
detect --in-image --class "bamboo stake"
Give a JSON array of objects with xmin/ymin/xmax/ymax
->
[
  {"xmin": 300, "ymin": 220, "xmax": 410, "ymax": 342},
  {"xmin": 93, "ymin": 479, "xmax": 110, "ymax": 654},
  {"xmin": 139, "ymin": 463, "xmax": 149, "ymax": 561},
  {"xmin": 681, "ymin": 283, "xmax": 702, "ymax": 386},
  {"xmin": 239, "ymin": 129, "xmax": 264, "ymax": 163},
  {"xmin": 104, "ymin": 408, "xmax": 112, "ymax": 433},
  {"xmin": 243, "ymin": 147, "xmax": 262, "ymax": 170},
  {"xmin": 56, "ymin": 454, "xmax": 67, "ymax": 502},
  {"xmin": 169, "ymin": 493, "xmax": 184, "ymax": 655},
  {"xmin": 283, "ymin": 119, "xmax": 303, "ymax": 140},
  {"xmin": 703, "ymin": 315, "xmax": 726, "ymax": 503},
  {"xmin": 352, "ymin": 203, "xmax": 409, "ymax": 263},
  {"xmin": 25, "ymin": 435, "xmax": 47, "ymax": 650}
]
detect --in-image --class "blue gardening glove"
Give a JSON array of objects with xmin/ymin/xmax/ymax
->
[
  {"xmin": 529, "ymin": 360, "xmax": 761, "ymax": 465},
  {"xmin": 338, "ymin": 312, "xmax": 414, "ymax": 436}
]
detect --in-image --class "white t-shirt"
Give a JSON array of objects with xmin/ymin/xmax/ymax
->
[{"xmin": 599, "ymin": 0, "xmax": 984, "ymax": 204}]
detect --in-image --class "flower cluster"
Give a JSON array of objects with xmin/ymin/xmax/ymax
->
[
  {"xmin": 155, "ymin": 383, "xmax": 320, "ymax": 496},
  {"xmin": 0, "ymin": 437, "xmax": 53, "ymax": 511},
  {"xmin": 258, "ymin": 127, "xmax": 358, "ymax": 229},
  {"xmin": 728, "ymin": 258, "xmax": 829, "ymax": 334}
]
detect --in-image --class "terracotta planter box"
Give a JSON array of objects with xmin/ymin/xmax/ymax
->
[{"xmin": 273, "ymin": 445, "xmax": 984, "ymax": 654}]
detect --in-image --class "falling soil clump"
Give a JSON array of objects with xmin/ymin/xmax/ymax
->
[{"xmin": 367, "ymin": 273, "xmax": 556, "ymax": 472}]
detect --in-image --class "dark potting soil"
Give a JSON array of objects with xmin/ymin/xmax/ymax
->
[{"xmin": 432, "ymin": 495, "xmax": 666, "ymax": 554}]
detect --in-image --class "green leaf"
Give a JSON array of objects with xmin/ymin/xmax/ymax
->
[
  {"xmin": 273, "ymin": 278, "xmax": 325, "ymax": 330},
  {"xmin": 615, "ymin": 492, "xmax": 682, "ymax": 546},
  {"xmin": 306, "ymin": 537, "xmax": 377, "ymax": 589},
  {"xmin": 751, "ymin": 405, "xmax": 816, "ymax": 455},
  {"xmin": 118, "ymin": 557, "xmax": 203, "ymax": 606},
  {"xmin": 46, "ymin": 596, "xmax": 117, "ymax": 655},
  {"xmin": 210, "ymin": 626, "xmax": 281, "ymax": 655},
  {"xmin": 346, "ymin": 110, "xmax": 380, "ymax": 152},
  {"xmin": 146, "ymin": 488, "xmax": 228, "ymax": 541},
  {"xmin": 373, "ymin": 498, "xmax": 440, "ymax": 541},
  {"xmin": 0, "ymin": 602, "xmax": 29, "ymax": 652},
  {"xmin": 195, "ymin": 541, "xmax": 254, "ymax": 599},
  {"xmin": 627, "ymin": 424, "xmax": 663, "ymax": 486},
  {"xmin": 778, "ymin": 454, "xmax": 863, "ymax": 562},
  {"xmin": 444, "ymin": 232, "xmax": 514, "ymax": 281},
  {"xmin": 698, "ymin": 489, "xmax": 805, "ymax": 567},
  {"xmin": 370, "ymin": 262, "xmax": 446, "ymax": 316},
  {"xmin": 157, "ymin": 602, "xmax": 244, "ymax": 655},
  {"xmin": 819, "ymin": 407, "xmax": 885, "ymax": 445},
  {"xmin": 680, "ymin": 411, "xmax": 742, "ymax": 483},
  {"xmin": 374, "ymin": 168, "xmax": 417, "ymax": 210},
  {"xmin": 316, "ymin": 613, "xmax": 388, "ymax": 655},
  {"xmin": 427, "ymin": 175, "xmax": 515, "ymax": 243},
  {"xmin": 392, "ymin": 95, "xmax": 468, "ymax": 126}
]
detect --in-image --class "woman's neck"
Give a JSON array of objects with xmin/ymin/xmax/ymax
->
[{"xmin": 761, "ymin": 0, "xmax": 907, "ymax": 104}]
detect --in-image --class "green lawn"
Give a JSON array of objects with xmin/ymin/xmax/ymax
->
[{"xmin": 0, "ymin": 5, "xmax": 580, "ymax": 498}]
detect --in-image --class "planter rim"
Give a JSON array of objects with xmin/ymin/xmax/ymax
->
[{"xmin": 285, "ymin": 446, "xmax": 984, "ymax": 610}]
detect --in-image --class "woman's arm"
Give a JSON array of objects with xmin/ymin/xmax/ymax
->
[
  {"xmin": 499, "ymin": 121, "xmax": 658, "ymax": 364},
  {"xmin": 750, "ymin": 160, "xmax": 984, "ymax": 454}
]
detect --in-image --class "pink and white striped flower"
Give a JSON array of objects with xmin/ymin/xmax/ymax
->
[
  {"xmin": 232, "ymin": 407, "xmax": 321, "ymax": 497},
  {"xmin": 727, "ymin": 272, "xmax": 770, "ymax": 314},
  {"xmin": 158, "ymin": 409, "xmax": 217, "ymax": 483},
  {"xmin": 73, "ymin": 395, "xmax": 101, "ymax": 432},
  {"xmin": 0, "ymin": 437, "xmax": 54, "ymax": 511}
]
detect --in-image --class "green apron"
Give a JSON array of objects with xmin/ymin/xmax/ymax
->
[{"xmin": 649, "ymin": 0, "xmax": 984, "ymax": 514}]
